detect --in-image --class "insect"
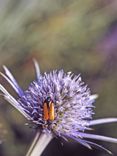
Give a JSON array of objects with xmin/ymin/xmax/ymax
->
[{"xmin": 43, "ymin": 97, "xmax": 55, "ymax": 121}]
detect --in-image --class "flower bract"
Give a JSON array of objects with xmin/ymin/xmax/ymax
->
[{"xmin": 0, "ymin": 60, "xmax": 117, "ymax": 154}]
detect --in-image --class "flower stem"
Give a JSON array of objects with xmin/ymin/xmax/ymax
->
[{"xmin": 26, "ymin": 131, "xmax": 53, "ymax": 156}]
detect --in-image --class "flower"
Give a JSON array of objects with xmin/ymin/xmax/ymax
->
[{"xmin": 0, "ymin": 60, "xmax": 117, "ymax": 154}]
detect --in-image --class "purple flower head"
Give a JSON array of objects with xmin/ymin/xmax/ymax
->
[{"xmin": 0, "ymin": 60, "xmax": 117, "ymax": 154}]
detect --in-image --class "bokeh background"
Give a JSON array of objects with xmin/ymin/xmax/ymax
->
[{"xmin": 0, "ymin": 0, "xmax": 117, "ymax": 156}]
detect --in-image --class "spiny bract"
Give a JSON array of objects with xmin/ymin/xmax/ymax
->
[{"xmin": 0, "ymin": 60, "xmax": 117, "ymax": 154}]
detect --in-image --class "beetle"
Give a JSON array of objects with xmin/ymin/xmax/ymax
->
[{"xmin": 43, "ymin": 97, "xmax": 55, "ymax": 121}]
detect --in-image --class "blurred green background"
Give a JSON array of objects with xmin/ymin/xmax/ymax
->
[{"xmin": 0, "ymin": 0, "xmax": 117, "ymax": 156}]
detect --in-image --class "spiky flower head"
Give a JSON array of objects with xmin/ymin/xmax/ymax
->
[{"xmin": 0, "ymin": 60, "xmax": 117, "ymax": 154}]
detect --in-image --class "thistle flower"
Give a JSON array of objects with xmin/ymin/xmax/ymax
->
[{"xmin": 0, "ymin": 60, "xmax": 117, "ymax": 155}]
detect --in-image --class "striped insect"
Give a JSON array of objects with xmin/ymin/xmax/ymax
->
[{"xmin": 43, "ymin": 97, "xmax": 55, "ymax": 121}]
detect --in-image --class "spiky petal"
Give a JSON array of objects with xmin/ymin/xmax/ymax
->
[{"xmin": 0, "ymin": 61, "xmax": 117, "ymax": 154}]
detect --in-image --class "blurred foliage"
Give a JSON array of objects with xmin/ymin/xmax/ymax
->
[{"xmin": 0, "ymin": 0, "xmax": 117, "ymax": 156}]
